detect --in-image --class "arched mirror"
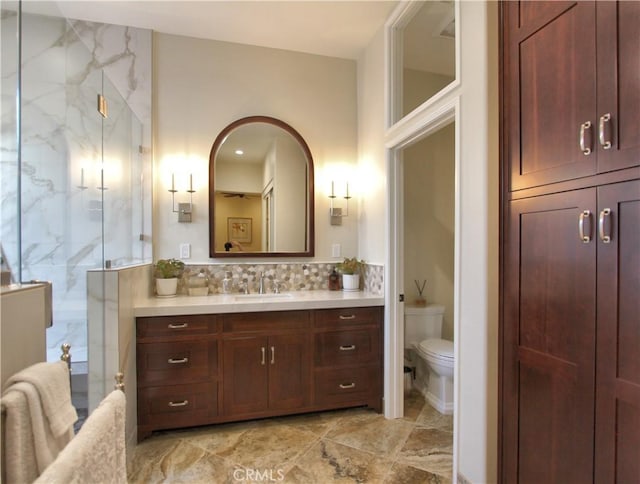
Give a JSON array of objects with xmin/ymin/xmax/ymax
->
[{"xmin": 209, "ymin": 116, "xmax": 314, "ymax": 257}]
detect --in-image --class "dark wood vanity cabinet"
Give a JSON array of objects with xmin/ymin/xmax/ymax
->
[
  {"xmin": 500, "ymin": 2, "xmax": 640, "ymax": 482},
  {"xmin": 136, "ymin": 306, "xmax": 383, "ymax": 440}
]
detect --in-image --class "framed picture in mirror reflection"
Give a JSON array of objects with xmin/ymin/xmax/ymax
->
[{"xmin": 228, "ymin": 217, "xmax": 252, "ymax": 244}]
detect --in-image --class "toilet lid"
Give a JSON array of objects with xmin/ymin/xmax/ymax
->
[{"xmin": 418, "ymin": 338, "xmax": 454, "ymax": 360}]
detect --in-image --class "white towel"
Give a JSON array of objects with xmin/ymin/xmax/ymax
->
[
  {"xmin": 2, "ymin": 390, "xmax": 40, "ymax": 483},
  {"xmin": 34, "ymin": 389, "xmax": 127, "ymax": 484},
  {"xmin": 4, "ymin": 361, "xmax": 77, "ymax": 438}
]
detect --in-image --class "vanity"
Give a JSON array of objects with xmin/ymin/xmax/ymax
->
[{"xmin": 135, "ymin": 291, "xmax": 384, "ymax": 441}]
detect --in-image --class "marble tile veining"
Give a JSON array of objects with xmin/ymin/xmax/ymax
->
[{"xmin": 129, "ymin": 391, "xmax": 453, "ymax": 483}]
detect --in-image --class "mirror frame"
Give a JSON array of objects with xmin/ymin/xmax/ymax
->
[{"xmin": 209, "ymin": 115, "xmax": 315, "ymax": 258}]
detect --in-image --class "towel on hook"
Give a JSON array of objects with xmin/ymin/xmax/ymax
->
[
  {"xmin": 4, "ymin": 360, "xmax": 77, "ymax": 438},
  {"xmin": 34, "ymin": 389, "xmax": 127, "ymax": 484}
]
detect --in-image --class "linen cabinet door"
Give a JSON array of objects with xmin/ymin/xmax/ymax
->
[
  {"xmin": 504, "ymin": 1, "xmax": 597, "ymax": 190},
  {"xmin": 223, "ymin": 336, "xmax": 269, "ymax": 417},
  {"xmin": 595, "ymin": 180, "xmax": 640, "ymax": 482},
  {"xmin": 502, "ymin": 189, "xmax": 597, "ymax": 482},
  {"xmin": 267, "ymin": 333, "xmax": 311, "ymax": 412},
  {"xmin": 596, "ymin": 1, "xmax": 640, "ymax": 173}
]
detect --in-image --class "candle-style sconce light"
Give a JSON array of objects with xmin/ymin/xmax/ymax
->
[
  {"xmin": 329, "ymin": 180, "xmax": 351, "ymax": 226},
  {"xmin": 169, "ymin": 173, "xmax": 195, "ymax": 223},
  {"xmin": 77, "ymin": 168, "xmax": 88, "ymax": 191}
]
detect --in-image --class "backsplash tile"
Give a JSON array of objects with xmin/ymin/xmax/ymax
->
[{"xmin": 176, "ymin": 262, "xmax": 384, "ymax": 296}]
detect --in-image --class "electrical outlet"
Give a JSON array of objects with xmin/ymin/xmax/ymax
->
[
  {"xmin": 331, "ymin": 243, "xmax": 341, "ymax": 258},
  {"xmin": 179, "ymin": 243, "xmax": 191, "ymax": 259}
]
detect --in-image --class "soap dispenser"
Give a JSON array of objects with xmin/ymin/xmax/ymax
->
[
  {"xmin": 222, "ymin": 271, "xmax": 233, "ymax": 294},
  {"xmin": 328, "ymin": 267, "xmax": 340, "ymax": 291}
]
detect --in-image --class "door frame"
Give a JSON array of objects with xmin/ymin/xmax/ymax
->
[{"xmin": 384, "ymin": 97, "xmax": 461, "ymax": 474}]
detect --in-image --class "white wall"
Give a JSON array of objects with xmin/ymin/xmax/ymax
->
[
  {"xmin": 404, "ymin": 123, "xmax": 455, "ymax": 341},
  {"xmin": 358, "ymin": 1, "xmax": 499, "ymax": 482},
  {"xmin": 153, "ymin": 33, "xmax": 359, "ymax": 262}
]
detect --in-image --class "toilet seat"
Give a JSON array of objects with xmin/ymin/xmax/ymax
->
[{"xmin": 417, "ymin": 338, "xmax": 454, "ymax": 363}]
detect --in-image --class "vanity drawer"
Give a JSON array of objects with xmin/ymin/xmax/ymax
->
[
  {"xmin": 222, "ymin": 310, "xmax": 310, "ymax": 334},
  {"xmin": 315, "ymin": 329, "xmax": 380, "ymax": 367},
  {"xmin": 314, "ymin": 366, "xmax": 380, "ymax": 406},
  {"xmin": 314, "ymin": 307, "xmax": 382, "ymax": 328},
  {"xmin": 137, "ymin": 340, "xmax": 218, "ymax": 386},
  {"xmin": 137, "ymin": 315, "xmax": 219, "ymax": 340},
  {"xmin": 137, "ymin": 382, "xmax": 218, "ymax": 428}
]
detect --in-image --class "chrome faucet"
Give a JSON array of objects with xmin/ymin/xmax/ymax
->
[{"xmin": 258, "ymin": 272, "xmax": 266, "ymax": 294}]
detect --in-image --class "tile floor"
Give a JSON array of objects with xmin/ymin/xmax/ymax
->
[{"xmin": 128, "ymin": 391, "xmax": 453, "ymax": 483}]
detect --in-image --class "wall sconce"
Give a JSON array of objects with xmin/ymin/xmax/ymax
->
[
  {"xmin": 169, "ymin": 173, "xmax": 195, "ymax": 223},
  {"xmin": 329, "ymin": 181, "xmax": 351, "ymax": 226}
]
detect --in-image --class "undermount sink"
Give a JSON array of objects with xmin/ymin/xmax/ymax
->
[{"xmin": 233, "ymin": 293, "xmax": 293, "ymax": 301}]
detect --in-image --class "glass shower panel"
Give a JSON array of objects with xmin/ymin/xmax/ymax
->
[
  {"xmin": 1, "ymin": 1, "xmax": 20, "ymax": 281},
  {"xmin": 101, "ymin": 74, "xmax": 145, "ymax": 268}
]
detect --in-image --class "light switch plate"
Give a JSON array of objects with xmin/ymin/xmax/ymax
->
[
  {"xmin": 331, "ymin": 243, "xmax": 341, "ymax": 258},
  {"xmin": 179, "ymin": 243, "xmax": 191, "ymax": 259}
]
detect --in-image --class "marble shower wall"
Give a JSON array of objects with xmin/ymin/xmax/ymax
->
[{"xmin": 0, "ymin": 9, "xmax": 152, "ymax": 362}]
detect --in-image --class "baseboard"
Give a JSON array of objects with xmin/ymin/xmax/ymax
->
[{"xmin": 423, "ymin": 388, "xmax": 453, "ymax": 415}]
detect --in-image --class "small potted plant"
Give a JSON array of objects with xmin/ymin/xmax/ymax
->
[
  {"xmin": 336, "ymin": 257, "xmax": 365, "ymax": 292},
  {"xmin": 154, "ymin": 258, "xmax": 185, "ymax": 297}
]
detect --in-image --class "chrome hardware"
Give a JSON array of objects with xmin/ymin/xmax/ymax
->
[
  {"xmin": 261, "ymin": 347, "xmax": 266, "ymax": 365},
  {"xmin": 579, "ymin": 210, "xmax": 592, "ymax": 243},
  {"xmin": 579, "ymin": 121, "xmax": 592, "ymax": 155},
  {"xmin": 114, "ymin": 373, "xmax": 125, "ymax": 392},
  {"xmin": 168, "ymin": 400, "xmax": 188, "ymax": 407},
  {"xmin": 168, "ymin": 322, "xmax": 188, "ymax": 329},
  {"xmin": 273, "ymin": 280, "xmax": 281, "ymax": 294},
  {"xmin": 270, "ymin": 346, "xmax": 275, "ymax": 365},
  {"xmin": 241, "ymin": 282, "xmax": 249, "ymax": 294},
  {"xmin": 338, "ymin": 314, "xmax": 356, "ymax": 320},
  {"xmin": 168, "ymin": 357, "xmax": 189, "ymax": 364},
  {"xmin": 339, "ymin": 383, "xmax": 355, "ymax": 389},
  {"xmin": 599, "ymin": 113, "xmax": 612, "ymax": 149},
  {"xmin": 599, "ymin": 208, "xmax": 611, "ymax": 243},
  {"xmin": 258, "ymin": 272, "xmax": 266, "ymax": 294},
  {"xmin": 339, "ymin": 345, "xmax": 356, "ymax": 351}
]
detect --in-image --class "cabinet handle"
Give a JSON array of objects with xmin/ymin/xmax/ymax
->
[
  {"xmin": 599, "ymin": 113, "xmax": 612, "ymax": 149},
  {"xmin": 339, "ymin": 383, "xmax": 355, "ymax": 389},
  {"xmin": 270, "ymin": 346, "xmax": 275, "ymax": 365},
  {"xmin": 578, "ymin": 210, "xmax": 592, "ymax": 243},
  {"xmin": 261, "ymin": 347, "xmax": 265, "ymax": 365},
  {"xmin": 168, "ymin": 323, "xmax": 188, "ymax": 329},
  {"xmin": 168, "ymin": 357, "xmax": 189, "ymax": 364},
  {"xmin": 339, "ymin": 345, "xmax": 356, "ymax": 351},
  {"xmin": 579, "ymin": 121, "xmax": 592, "ymax": 155},
  {"xmin": 339, "ymin": 314, "xmax": 356, "ymax": 320},
  {"xmin": 599, "ymin": 208, "xmax": 611, "ymax": 243},
  {"xmin": 168, "ymin": 400, "xmax": 189, "ymax": 407}
]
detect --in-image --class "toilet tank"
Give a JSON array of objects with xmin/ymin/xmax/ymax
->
[{"xmin": 404, "ymin": 304, "xmax": 445, "ymax": 348}]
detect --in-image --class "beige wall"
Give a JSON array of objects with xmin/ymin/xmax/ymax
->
[
  {"xmin": 153, "ymin": 33, "xmax": 359, "ymax": 262},
  {"xmin": 403, "ymin": 123, "xmax": 455, "ymax": 341},
  {"xmin": 403, "ymin": 68, "xmax": 454, "ymax": 118}
]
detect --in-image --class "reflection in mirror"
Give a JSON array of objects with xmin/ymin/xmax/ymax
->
[
  {"xmin": 401, "ymin": 1, "xmax": 456, "ymax": 118},
  {"xmin": 209, "ymin": 116, "xmax": 314, "ymax": 257}
]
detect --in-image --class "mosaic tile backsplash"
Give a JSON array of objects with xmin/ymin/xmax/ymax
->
[{"xmin": 173, "ymin": 263, "xmax": 384, "ymax": 296}]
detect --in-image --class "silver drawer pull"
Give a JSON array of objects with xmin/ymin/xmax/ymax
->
[
  {"xmin": 339, "ymin": 345, "xmax": 356, "ymax": 351},
  {"xmin": 599, "ymin": 208, "xmax": 611, "ymax": 243},
  {"xmin": 599, "ymin": 113, "xmax": 612, "ymax": 149},
  {"xmin": 579, "ymin": 121, "xmax": 592, "ymax": 155},
  {"xmin": 168, "ymin": 400, "xmax": 189, "ymax": 407},
  {"xmin": 578, "ymin": 210, "xmax": 592, "ymax": 243},
  {"xmin": 339, "ymin": 383, "xmax": 355, "ymax": 389},
  {"xmin": 168, "ymin": 357, "xmax": 189, "ymax": 364},
  {"xmin": 168, "ymin": 323, "xmax": 188, "ymax": 329},
  {"xmin": 338, "ymin": 315, "xmax": 356, "ymax": 320}
]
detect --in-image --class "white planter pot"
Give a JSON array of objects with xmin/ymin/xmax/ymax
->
[
  {"xmin": 342, "ymin": 274, "xmax": 360, "ymax": 292},
  {"xmin": 156, "ymin": 278, "xmax": 178, "ymax": 297}
]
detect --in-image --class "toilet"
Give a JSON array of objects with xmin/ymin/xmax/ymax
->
[{"xmin": 405, "ymin": 304, "xmax": 454, "ymax": 414}]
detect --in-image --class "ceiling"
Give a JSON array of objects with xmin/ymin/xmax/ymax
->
[{"xmin": 50, "ymin": 1, "xmax": 399, "ymax": 60}]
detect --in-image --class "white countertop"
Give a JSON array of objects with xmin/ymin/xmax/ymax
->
[{"xmin": 135, "ymin": 290, "xmax": 384, "ymax": 317}]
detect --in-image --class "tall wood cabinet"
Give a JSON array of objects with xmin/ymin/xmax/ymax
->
[{"xmin": 500, "ymin": 2, "xmax": 640, "ymax": 482}]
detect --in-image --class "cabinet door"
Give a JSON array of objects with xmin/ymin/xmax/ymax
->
[
  {"xmin": 505, "ymin": 1, "xmax": 597, "ymax": 190},
  {"xmin": 595, "ymin": 180, "xmax": 640, "ymax": 482},
  {"xmin": 596, "ymin": 1, "xmax": 640, "ymax": 173},
  {"xmin": 503, "ymin": 189, "xmax": 597, "ymax": 482},
  {"xmin": 223, "ymin": 336, "xmax": 269, "ymax": 416},
  {"xmin": 267, "ymin": 333, "xmax": 310, "ymax": 411}
]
